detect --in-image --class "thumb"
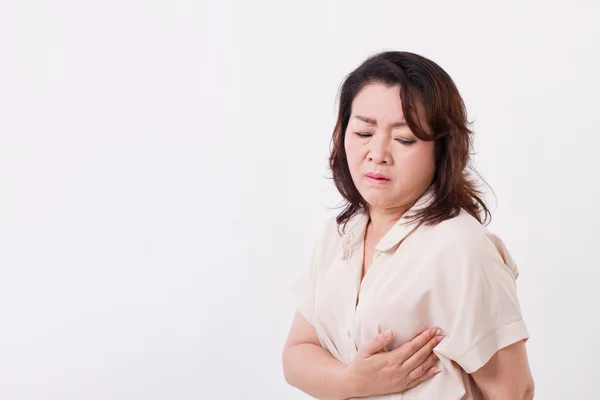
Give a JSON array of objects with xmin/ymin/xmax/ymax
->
[{"xmin": 358, "ymin": 330, "xmax": 393, "ymax": 357}]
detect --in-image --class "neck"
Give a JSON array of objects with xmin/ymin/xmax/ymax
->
[
  {"xmin": 366, "ymin": 185, "xmax": 433, "ymax": 236},
  {"xmin": 366, "ymin": 205, "xmax": 410, "ymax": 237}
]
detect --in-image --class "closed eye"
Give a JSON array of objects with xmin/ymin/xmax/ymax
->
[
  {"xmin": 395, "ymin": 138, "xmax": 416, "ymax": 145},
  {"xmin": 354, "ymin": 132, "xmax": 415, "ymax": 146}
]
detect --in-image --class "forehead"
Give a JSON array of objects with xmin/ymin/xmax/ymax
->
[{"xmin": 350, "ymin": 83, "xmax": 404, "ymax": 121}]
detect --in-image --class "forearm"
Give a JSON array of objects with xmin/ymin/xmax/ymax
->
[
  {"xmin": 282, "ymin": 343, "xmax": 357, "ymax": 400},
  {"xmin": 472, "ymin": 341, "xmax": 534, "ymax": 400}
]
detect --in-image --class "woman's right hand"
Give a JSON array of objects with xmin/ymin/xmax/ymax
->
[{"xmin": 345, "ymin": 328, "xmax": 444, "ymax": 397}]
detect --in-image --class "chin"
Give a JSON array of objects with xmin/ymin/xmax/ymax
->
[{"xmin": 362, "ymin": 193, "xmax": 395, "ymax": 209}]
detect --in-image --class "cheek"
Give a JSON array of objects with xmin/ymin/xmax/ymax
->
[
  {"xmin": 344, "ymin": 136, "xmax": 362, "ymax": 168},
  {"xmin": 399, "ymin": 145, "xmax": 436, "ymax": 175},
  {"xmin": 418, "ymin": 145, "xmax": 437, "ymax": 178},
  {"xmin": 344, "ymin": 131, "xmax": 357, "ymax": 152},
  {"xmin": 413, "ymin": 144, "xmax": 435, "ymax": 168}
]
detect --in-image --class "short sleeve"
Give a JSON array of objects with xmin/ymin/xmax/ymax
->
[
  {"xmin": 289, "ymin": 218, "xmax": 335, "ymax": 327},
  {"xmin": 290, "ymin": 260, "xmax": 316, "ymax": 326},
  {"xmin": 433, "ymin": 232, "xmax": 530, "ymax": 374}
]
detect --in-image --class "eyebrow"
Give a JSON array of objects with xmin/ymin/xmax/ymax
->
[{"xmin": 353, "ymin": 115, "xmax": 408, "ymax": 128}]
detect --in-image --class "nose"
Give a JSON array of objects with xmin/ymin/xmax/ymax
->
[{"xmin": 368, "ymin": 134, "xmax": 391, "ymax": 164}]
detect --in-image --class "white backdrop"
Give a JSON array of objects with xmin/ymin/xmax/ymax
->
[{"xmin": 1, "ymin": 1, "xmax": 599, "ymax": 399}]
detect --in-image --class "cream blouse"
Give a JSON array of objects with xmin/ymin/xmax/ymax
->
[{"xmin": 291, "ymin": 188, "xmax": 529, "ymax": 399}]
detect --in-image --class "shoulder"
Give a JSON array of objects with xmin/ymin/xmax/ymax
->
[
  {"xmin": 311, "ymin": 216, "xmax": 343, "ymax": 260},
  {"xmin": 420, "ymin": 209, "xmax": 489, "ymax": 249},
  {"xmin": 418, "ymin": 210, "xmax": 519, "ymax": 278},
  {"xmin": 317, "ymin": 213, "xmax": 366, "ymax": 246},
  {"xmin": 318, "ymin": 215, "xmax": 342, "ymax": 244}
]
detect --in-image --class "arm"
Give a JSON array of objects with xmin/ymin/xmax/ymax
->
[
  {"xmin": 283, "ymin": 311, "xmax": 443, "ymax": 399},
  {"xmin": 282, "ymin": 311, "xmax": 357, "ymax": 400},
  {"xmin": 471, "ymin": 340, "xmax": 535, "ymax": 400}
]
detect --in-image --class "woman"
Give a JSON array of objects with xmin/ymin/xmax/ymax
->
[{"xmin": 282, "ymin": 51, "xmax": 534, "ymax": 399}]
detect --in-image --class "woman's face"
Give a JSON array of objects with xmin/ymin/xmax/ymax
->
[{"xmin": 344, "ymin": 82, "xmax": 436, "ymax": 213}]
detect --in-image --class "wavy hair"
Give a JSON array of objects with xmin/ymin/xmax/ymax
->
[{"xmin": 329, "ymin": 51, "xmax": 491, "ymax": 230}]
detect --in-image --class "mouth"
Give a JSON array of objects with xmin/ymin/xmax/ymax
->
[{"xmin": 365, "ymin": 173, "xmax": 390, "ymax": 185}]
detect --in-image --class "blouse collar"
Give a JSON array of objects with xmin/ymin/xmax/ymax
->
[{"xmin": 340, "ymin": 185, "xmax": 436, "ymax": 259}]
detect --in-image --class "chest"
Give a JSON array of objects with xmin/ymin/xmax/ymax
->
[
  {"xmin": 312, "ymin": 236, "xmax": 452, "ymax": 363},
  {"xmin": 361, "ymin": 236, "xmax": 379, "ymax": 281}
]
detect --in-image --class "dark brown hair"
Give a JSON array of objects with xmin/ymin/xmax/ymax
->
[{"xmin": 329, "ymin": 51, "xmax": 491, "ymax": 230}]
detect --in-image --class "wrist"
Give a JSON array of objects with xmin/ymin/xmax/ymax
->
[{"xmin": 341, "ymin": 366, "xmax": 363, "ymax": 398}]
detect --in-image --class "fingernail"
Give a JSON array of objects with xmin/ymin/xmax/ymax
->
[
  {"xmin": 435, "ymin": 329, "xmax": 444, "ymax": 336},
  {"xmin": 433, "ymin": 367, "xmax": 441, "ymax": 373},
  {"xmin": 384, "ymin": 330, "xmax": 392, "ymax": 338}
]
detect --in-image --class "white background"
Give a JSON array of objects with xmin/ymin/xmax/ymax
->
[{"xmin": 1, "ymin": 1, "xmax": 599, "ymax": 399}]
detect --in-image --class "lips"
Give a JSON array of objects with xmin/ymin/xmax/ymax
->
[
  {"xmin": 366, "ymin": 172, "xmax": 389, "ymax": 180},
  {"xmin": 365, "ymin": 172, "xmax": 390, "ymax": 184}
]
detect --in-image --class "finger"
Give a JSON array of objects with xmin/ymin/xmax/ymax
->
[
  {"xmin": 407, "ymin": 352, "xmax": 439, "ymax": 382},
  {"xmin": 358, "ymin": 329, "xmax": 394, "ymax": 357},
  {"xmin": 391, "ymin": 328, "xmax": 439, "ymax": 361},
  {"xmin": 404, "ymin": 366, "xmax": 442, "ymax": 391},
  {"xmin": 402, "ymin": 334, "xmax": 444, "ymax": 371}
]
